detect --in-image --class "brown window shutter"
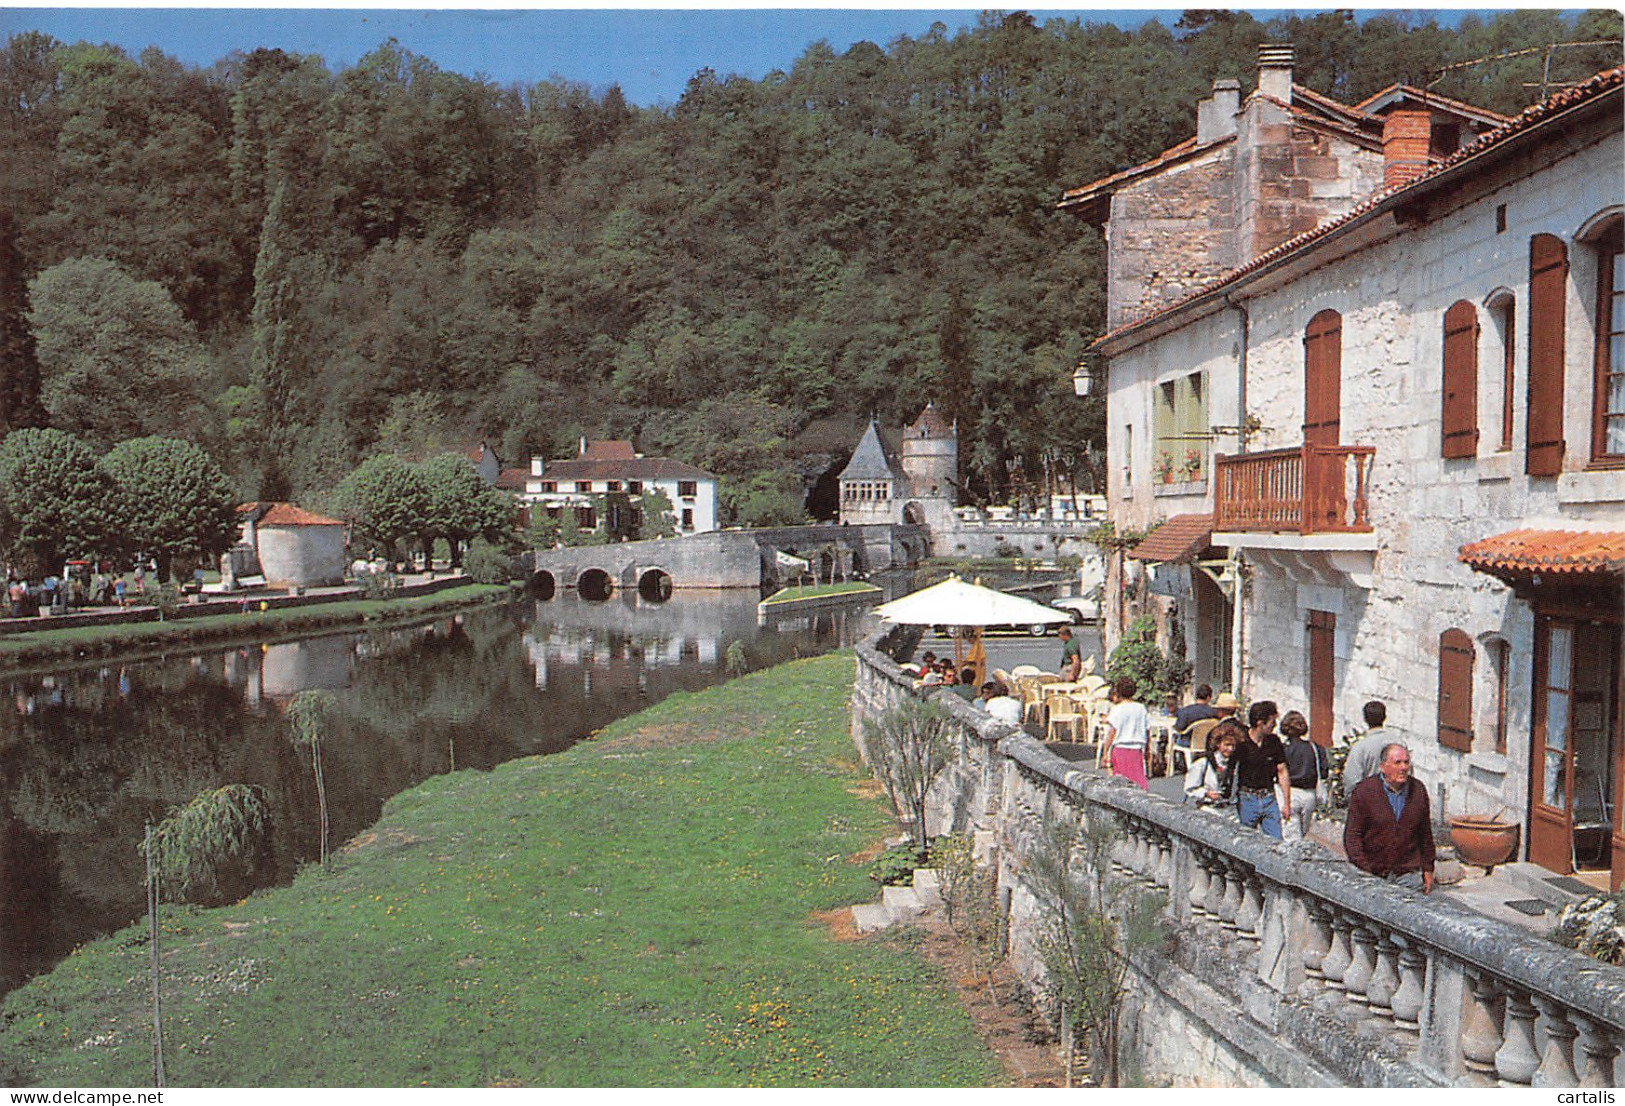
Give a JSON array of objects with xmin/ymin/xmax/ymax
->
[
  {"xmin": 1438, "ymin": 628, "xmax": 1474, "ymax": 752},
  {"xmin": 1527, "ymin": 234, "xmax": 1568, "ymax": 476},
  {"xmin": 1303, "ymin": 310, "xmax": 1342, "ymax": 449},
  {"xmin": 1441, "ymin": 300, "xmax": 1480, "ymax": 458}
]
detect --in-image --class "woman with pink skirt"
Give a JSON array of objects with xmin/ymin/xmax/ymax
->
[{"xmin": 1101, "ymin": 676, "xmax": 1149, "ymax": 789}]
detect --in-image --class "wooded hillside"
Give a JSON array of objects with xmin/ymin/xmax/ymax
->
[{"xmin": 1, "ymin": 9, "xmax": 1619, "ymax": 522}]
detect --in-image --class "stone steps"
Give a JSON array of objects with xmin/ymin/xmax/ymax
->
[{"xmin": 851, "ymin": 867, "xmax": 944, "ymax": 934}]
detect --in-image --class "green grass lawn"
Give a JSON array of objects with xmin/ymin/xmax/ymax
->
[
  {"xmin": 0, "ymin": 653, "xmax": 1006, "ymax": 1088},
  {"xmin": 760, "ymin": 582, "xmax": 882, "ymax": 605}
]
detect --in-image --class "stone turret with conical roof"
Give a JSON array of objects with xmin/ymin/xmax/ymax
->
[{"xmin": 837, "ymin": 419, "xmax": 900, "ymax": 526}]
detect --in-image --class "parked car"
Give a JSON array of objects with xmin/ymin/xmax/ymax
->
[{"xmin": 1052, "ymin": 594, "xmax": 1101, "ymax": 624}]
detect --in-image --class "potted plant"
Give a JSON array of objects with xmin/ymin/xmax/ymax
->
[
  {"xmin": 1183, "ymin": 448, "xmax": 1203, "ymax": 481},
  {"xmin": 1155, "ymin": 450, "xmax": 1175, "ymax": 484}
]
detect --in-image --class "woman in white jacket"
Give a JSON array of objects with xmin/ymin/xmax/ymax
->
[{"xmin": 1184, "ymin": 722, "xmax": 1243, "ymax": 808}]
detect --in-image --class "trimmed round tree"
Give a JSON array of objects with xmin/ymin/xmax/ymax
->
[
  {"xmin": 332, "ymin": 454, "xmax": 431, "ymax": 564},
  {"xmin": 0, "ymin": 427, "xmax": 114, "ymax": 576},
  {"xmin": 419, "ymin": 453, "xmax": 513, "ymax": 567},
  {"xmin": 100, "ymin": 437, "xmax": 241, "ymax": 583}
]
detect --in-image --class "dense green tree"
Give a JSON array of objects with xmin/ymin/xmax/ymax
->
[
  {"xmin": 0, "ymin": 210, "xmax": 47, "ymax": 434},
  {"xmin": 99, "ymin": 436, "xmax": 239, "ymax": 583},
  {"xmin": 0, "ymin": 427, "xmax": 113, "ymax": 573},
  {"xmin": 330, "ymin": 453, "xmax": 430, "ymax": 563},
  {"xmin": 27, "ymin": 256, "xmax": 215, "ymax": 450},
  {"xmin": 417, "ymin": 453, "xmax": 512, "ymax": 567}
]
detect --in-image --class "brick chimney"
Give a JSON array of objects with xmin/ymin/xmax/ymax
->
[
  {"xmin": 1257, "ymin": 43, "xmax": 1293, "ymax": 104},
  {"xmin": 1197, "ymin": 79, "xmax": 1241, "ymax": 145},
  {"xmin": 1382, "ymin": 108, "xmax": 1433, "ymax": 189}
]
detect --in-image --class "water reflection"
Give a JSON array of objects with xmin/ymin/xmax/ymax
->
[{"xmin": 0, "ymin": 589, "xmax": 873, "ymax": 1000}]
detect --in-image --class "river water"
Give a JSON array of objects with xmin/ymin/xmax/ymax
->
[{"xmin": 0, "ymin": 588, "xmax": 878, "ymax": 1001}]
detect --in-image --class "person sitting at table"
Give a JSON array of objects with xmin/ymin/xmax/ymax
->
[
  {"xmin": 1184, "ymin": 721, "xmax": 1243, "ymax": 808},
  {"xmin": 1174, "ymin": 684, "xmax": 1222, "ymax": 732},
  {"xmin": 980, "ymin": 681, "xmax": 1022, "ymax": 726},
  {"xmin": 946, "ymin": 667, "xmax": 978, "ymax": 702}
]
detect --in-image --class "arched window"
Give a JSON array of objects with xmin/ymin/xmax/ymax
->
[
  {"xmin": 1438, "ymin": 628, "xmax": 1475, "ymax": 752},
  {"xmin": 1441, "ymin": 300, "xmax": 1480, "ymax": 458},
  {"xmin": 1526, "ymin": 233, "xmax": 1568, "ymax": 476}
]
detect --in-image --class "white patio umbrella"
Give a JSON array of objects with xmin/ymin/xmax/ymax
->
[{"xmin": 874, "ymin": 575, "xmax": 1071, "ymax": 669}]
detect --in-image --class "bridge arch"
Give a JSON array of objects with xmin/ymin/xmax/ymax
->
[
  {"xmin": 576, "ymin": 567, "xmax": 614, "ymax": 601},
  {"xmin": 527, "ymin": 570, "xmax": 557, "ymax": 600},
  {"xmin": 637, "ymin": 568, "xmax": 673, "ymax": 602}
]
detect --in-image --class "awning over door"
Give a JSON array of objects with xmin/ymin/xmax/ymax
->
[
  {"xmin": 1128, "ymin": 513, "xmax": 1214, "ymax": 564},
  {"xmin": 1459, "ymin": 529, "xmax": 1625, "ymax": 583}
]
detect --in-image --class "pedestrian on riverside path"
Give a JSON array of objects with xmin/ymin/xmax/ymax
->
[
  {"xmin": 1344, "ymin": 743, "xmax": 1435, "ymax": 894},
  {"xmin": 1280, "ymin": 710, "xmax": 1328, "ymax": 843},
  {"xmin": 1231, "ymin": 700, "xmax": 1291, "ymax": 840},
  {"xmin": 1100, "ymin": 676, "xmax": 1149, "ymax": 789}
]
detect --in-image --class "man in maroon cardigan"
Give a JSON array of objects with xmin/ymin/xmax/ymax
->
[{"xmin": 1343, "ymin": 743, "xmax": 1436, "ymax": 894}]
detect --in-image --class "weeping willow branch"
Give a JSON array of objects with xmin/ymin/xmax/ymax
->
[
  {"xmin": 286, "ymin": 690, "xmax": 336, "ymax": 868},
  {"xmin": 139, "ymin": 784, "xmax": 269, "ymax": 900}
]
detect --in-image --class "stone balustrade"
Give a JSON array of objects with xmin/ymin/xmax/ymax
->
[{"xmin": 853, "ymin": 635, "xmax": 1625, "ymax": 1087}]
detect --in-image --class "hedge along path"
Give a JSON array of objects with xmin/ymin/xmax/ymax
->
[{"xmin": 1, "ymin": 652, "xmax": 1007, "ymax": 1088}]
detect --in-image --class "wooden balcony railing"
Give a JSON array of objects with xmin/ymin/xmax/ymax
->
[{"xmin": 1214, "ymin": 444, "xmax": 1375, "ymax": 534}]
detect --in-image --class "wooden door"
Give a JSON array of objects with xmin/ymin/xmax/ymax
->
[
  {"xmin": 1529, "ymin": 620, "xmax": 1576, "ymax": 872},
  {"xmin": 1307, "ymin": 610, "xmax": 1336, "ymax": 748}
]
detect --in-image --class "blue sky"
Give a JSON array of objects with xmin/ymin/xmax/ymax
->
[{"xmin": 0, "ymin": 7, "xmax": 1504, "ymax": 106}]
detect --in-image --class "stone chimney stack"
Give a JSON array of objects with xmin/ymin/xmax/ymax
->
[
  {"xmin": 1257, "ymin": 43, "xmax": 1294, "ymax": 104},
  {"xmin": 1197, "ymin": 79, "xmax": 1241, "ymax": 145}
]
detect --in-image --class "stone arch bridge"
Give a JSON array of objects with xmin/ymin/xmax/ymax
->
[{"xmin": 526, "ymin": 524, "xmax": 927, "ymax": 597}]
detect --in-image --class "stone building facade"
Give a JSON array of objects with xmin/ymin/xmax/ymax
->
[
  {"xmin": 837, "ymin": 404, "xmax": 958, "ymax": 533},
  {"xmin": 1082, "ymin": 61, "xmax": 1625, "ymax": 887}
]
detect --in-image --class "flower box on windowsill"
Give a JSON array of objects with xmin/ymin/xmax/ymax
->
[{"xmin": 1153, "ymin": 479, "xmax": 1207, "ymax": 498}]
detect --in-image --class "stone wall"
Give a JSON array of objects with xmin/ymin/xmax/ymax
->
[
  {"xmin": 853, "ymin": 637, "xmax": 1625, "ymax": 1087},
  {"xmin": 1107, "ymin": 145, "xmax": 1237, "ymax": 331}
]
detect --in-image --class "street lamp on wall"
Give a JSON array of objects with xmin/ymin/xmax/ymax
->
[{"xmin": 1072, "ymin": 357, "xmax": 1094, "ymax": 397}]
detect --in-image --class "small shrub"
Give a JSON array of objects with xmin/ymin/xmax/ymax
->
[
  {"xmin": 871, "ymin": 842, "xmax": 927, "ymax": 887},
  {"xmin": 1107, "ymin": 616, "xmax": 1169, "ymax": 701},
  {"xmin": 464, "ymin": 539, "xmax": 511, "ymax": 584},
  {"xmin": 358, "ymin": 571, "xmax": 397, "ymax": 601},
  {"xmin": 148, "ymin": 582, "xmax": 183, "ymax": 622},
  {"xmin": 860, "ymin": 697, "xmax": 952, "ymax": 852},
  {"xmin": 725, "ymin": 640, "xmax": 748, "ymax": 677},
  {"xmin": 993, "ymin": 540, "xmax": 1022, "ymax": 559},
  {"xmin": 1556, "ymin": 891, "xmax": 1625, "ymax": 965}
]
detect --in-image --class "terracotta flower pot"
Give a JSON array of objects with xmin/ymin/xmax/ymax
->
[{"xmin": 1448, "ymin": 816, "xmax": 1520, "ymax": 872}]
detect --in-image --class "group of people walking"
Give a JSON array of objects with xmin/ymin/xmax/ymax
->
[{"xmin": 1112, "ymin": 685, "xmax": 1436, "ymax": 894}]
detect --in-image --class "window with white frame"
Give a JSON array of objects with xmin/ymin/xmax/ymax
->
[{"xmin": 1152, "ymin": 372, "xmax": 1207, "ymax": 484}]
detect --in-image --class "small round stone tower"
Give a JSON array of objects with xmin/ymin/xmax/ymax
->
[{"xmin": 900, "ymin": 403, "xmax": 958, "ymax": 533}]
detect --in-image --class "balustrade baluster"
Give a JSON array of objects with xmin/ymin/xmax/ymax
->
[
  {"xmin": 1188, "ymin": 849, "xmax": 1211, "ymax": 918},
  {"xmin": 1321, "ymin": 914, "xmax": 1352, "ymax": 991},
  {"xmin": 1495, "ymin": 990, "xmax": 1541, "ymax": 1087},
  {"xmin": 1217, "ymin": 862, "xmax": 1243, "ymax": 930},
  {"xmin": 1573, "ymin": 1016, "xmax": 1621, "ymax": 1089},
  {"xmin": 1344, "ymin": 923, "xmax": 1376, "ymax": 1006},
  {"xmin": 1460, "ymin": 969, "xmax": 1505, "ymax": 1086},
  {"xmin": 1390, "ymin": 943, "xmax": 1426, "ymax": 1033},
  {"xmin": 1301, "ymin": 898, "xmax": 1332, "ymax": 985},
  {"xmin": 1530, "ymin": 998, "xmax": 1580, "ymax": 1088},
  {"xmin": 1235, "ymin": 871, "xmax": 1262, "ymax": 944},
  {"xmin": 1365, "ymin": 931, "xmax": 1400, "ymax": 1020},
  {"xmin": 1154, "ymin": 829, "xmax": 1173, "ymax": 888}
]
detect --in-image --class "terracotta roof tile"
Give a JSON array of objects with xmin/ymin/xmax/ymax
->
[
  {"xmin": 1129, "ymin": 513, "xmax": 1215, "ymax": 564},
  {"xmin": 906, "ymin": 402, "xmax": 955, "ymax": 439},
  {"xmin": 1092, "ymin": 66, "xmax": 1625, "ymax": 350},
  {"xmin": 1459, "ymin": 529, "xmax": 1625, "ymax": 577},
  {"xmin": 257, "ymin": 502, "xmax": 345, "ymax": 528},
  {"xmin": 495, "ymin": 468, "xmax": 528, "ymax": 491},
  {"xmin": 579, "ymin": 440, "xmax": 636, "ymax": 460}
]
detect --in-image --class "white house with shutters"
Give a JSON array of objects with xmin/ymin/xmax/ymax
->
[
  {"xmin": 1080, "ymin": 61, "xmax": 1624, "ymax": 886},
  {"xmin": 520, "ymin": 439, "xmax": 718, "ymax": 536}
]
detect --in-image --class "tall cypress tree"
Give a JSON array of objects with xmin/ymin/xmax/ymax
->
[
  {"xmin": 0, "ymin": 209, "xmax": 47, "ymax": 435},
  {"xmin": 248, "ymin": 182, "xmax": 300, "ymax": 499}
]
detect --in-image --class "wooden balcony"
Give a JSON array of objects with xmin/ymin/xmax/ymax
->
[{"xmin": 1214, "ymin": 444, "xmax": 1375, "ymax": 534}]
